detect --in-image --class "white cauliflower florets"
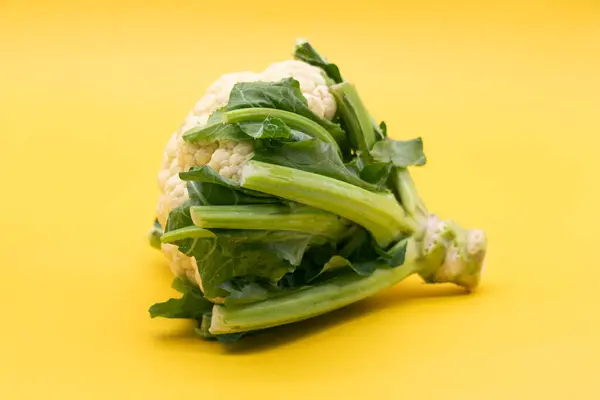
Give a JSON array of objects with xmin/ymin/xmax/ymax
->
[{"xmin": 156, "ymin": 60, "xmax": 337, "ymax": 290}]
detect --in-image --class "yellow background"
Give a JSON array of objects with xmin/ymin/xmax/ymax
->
[{"xmin": 1, "ymin": 0, "xmax": 599, "ymax": 398}]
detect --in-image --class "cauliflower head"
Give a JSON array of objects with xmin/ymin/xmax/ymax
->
[{"xmin": 156, "ymin": 60, "xmax": 337, "ymax": 290}]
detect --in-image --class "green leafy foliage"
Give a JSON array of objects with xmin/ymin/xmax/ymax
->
[
  {"xmin": 181, "ymin": 165, "xmax": 277, "ymax": 204},
  {"xmin": 293, "ymin": 41, "xmax": 387, "ymax": 148},
  {"xmin": 359, "ymin": 162, "xmax": 394, "ymax": 186},
  {"xmin": 376, "ymin": 238, "xmax": 408, "ymax": 267},
  {"xmin": 293, "ymin": 40, "xmax": 343, "ymax": 83},
  {"xmin": 165, "ymin": 199, "xmax": 195, "ymax": 233},
  {"xmin": 183, "ymin": 110, "xmax": 304, "ymax": 143},
  {"xmin": 149, "ymin": 278, "xmax": 213, "ymax": 319},
  {"xmin": 238, "ymin": 116, "xmax": 293, "ymax": 139},
  {"xmin": 377, "ymin": 121, "xmax": 387, "ymax": 139},
  {"xmin": 220, "ymin": 278, "xmax": 288, "ymax": 305},
  {"xmin": 166, "ymin": 163, "xmax": 278, "ymax": 234},
  {"xmin": 253, "ymin": 139, "xmax": 383, "ymax": 191},
  {"xmin": 177, "ymin": 228, "xmax": 334, "ymax": 299},
  {"xmin": 183, "ymin": 109, "xmax": 248, "ymax": 142},
  {"xmin": 177, "ymin": 232, "xmax": 301, "ymax": 299},
  {"xmin": 302, "ymin": 232, "xmax": 406, "ymax": 283},
  {"xmin": 227, "ymin": 78, "xmax": 309, "ymax": 115},
  {"xmin": 226, "ymin": 78, "xmax": 346, "ymax": 144},
  {"xmin": 150, "ymin": 282, "xmax": 248, "ymax": 343},
  {"xmin": 297, "ymin": 245, "xmax": 379, "ymax": 283},
  {"xmin": 164, "ymin": 164, "xmax": 277, "ymax": 234},
  {"xmin": 344, "ymin": 153, "xmax": 393, "ymax": 187},
  {"xmin": 370, "ymin": 138, "xmax": 427, "ymax": 167},
  {"xmin": 320, "ymin": 256, "xmax": 378, "ymax": 278}
]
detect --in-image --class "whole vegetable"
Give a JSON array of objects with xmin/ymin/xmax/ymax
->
[{"xmin": 148, "ymin": 40, "xmax": 488, "ymax": 341}]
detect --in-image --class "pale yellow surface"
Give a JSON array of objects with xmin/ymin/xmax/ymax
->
[{"xmin": 1, "ymin": 1, "xmax": 599, "ymax": 398}]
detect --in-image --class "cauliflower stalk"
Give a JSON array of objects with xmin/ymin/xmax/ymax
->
[{"xmin": 148, "ymin": 40, "xmax": 488, "ymax": 341}]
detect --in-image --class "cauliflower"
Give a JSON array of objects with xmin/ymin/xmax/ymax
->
[
  {"xmin": 156, "ymin": 60, "xmax": 338, "ymax": 288},
  {"xmin": 149, "ymin": 41, "xmax": 488, "ymax": 339}
]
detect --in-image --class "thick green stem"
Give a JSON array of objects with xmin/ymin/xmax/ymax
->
[
  {"xmin": 190, "ymin": 204, "xmax": 351, "ymax": 241},
  {"xmin": 209, "ymin": 215, "xmax": 488, "ymax": 335},
  {"xmin": 330, "ymin": 82, "xmax": 378, "ymax": 159},
  {"xmin": 210, "ymin": 240, "xmax": 422, "ymax": 335},
  {"xmin": 160, "ymin": 226, "xmax": 215, "ymax": 243},
  {"xmin": 240, "ymin": 160, "xmax": 417, "ymax": 247},
  {"xmin": 392, "ymin": 168, "xmax": 428, "ymax": 226},
  {"xmin": 223, "ymin": 108, "xmax": 340, "ymax": 154}
]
